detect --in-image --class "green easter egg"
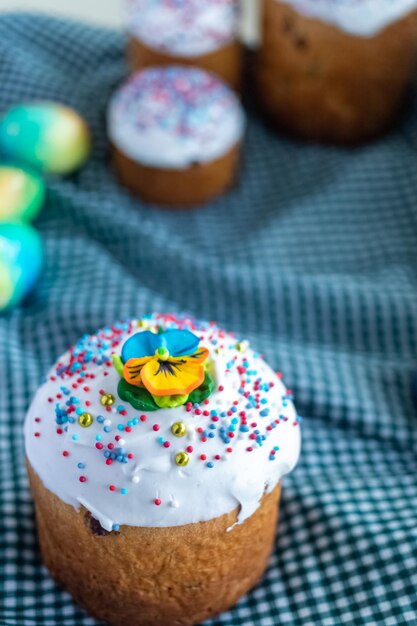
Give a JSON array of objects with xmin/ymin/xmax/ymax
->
[
  {"xmin": 0, "ymin": 102, "xmax": 91, "ymax": 174},
  {"xmin": 0, "ymin": 165, "xmax": 45, "ymax": 223}
]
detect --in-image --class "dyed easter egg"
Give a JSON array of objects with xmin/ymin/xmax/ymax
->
[
  {"xmin": 0, "ymin": 103, "xmax": 91, "ymax": 174},
  {"xmin": 0, "ymin": 165, "xmax": 45, "ymax": 223},
  {"xmin": 0, "ymin": 222, "xmax": 43, "ymax": 311}
]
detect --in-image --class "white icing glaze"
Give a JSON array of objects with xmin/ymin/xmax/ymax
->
[
  {"xmin": 277, "ymin": 0, "xmax": 417, "ymax": 36},
  {"xmin": 107, "ymin": 67, "xmax": 245, "ymax": 170},
  {"xmin": 24, "ymin": 315, "xmax": 301, "ymax": 532},
  {"xmin": 126, "ymin": 0, "xmax": 239, "ymax": 57}
]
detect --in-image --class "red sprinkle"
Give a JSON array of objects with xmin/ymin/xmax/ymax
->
[
  {"xmin": 79, "ymin": 476, "xmax": 87, "ymax": 483},
  {"xmin": 153, "ymin": 424, "xmax": 160, "ymax": 432},
  {"xmin": 186, "ymin": 446, "xmax": 193, "ymax": 453},
  {"xmin": 95, "ymin": 442, "xmax": 104, "ymax": 450},
  {"xmin": 125, "ymin": 426, "xmax": 132, "ymax": 433},
  {"xmin": 163, "ymin": 441, "xmax": 171, "ymax": 448},
  {"xmin": 109, "ymin": 485, "xmax": 116, "ymax": 491},
  {"xmin": 140, "ymin": 415, "xmax": 147, "ymax": 422},
  {"xmin": 62, "ymin": 451, "xmax": 69, "ymax": 457},
  {"xmin": 106, "ymin": 459, "xmax": 113, "ymax": 466},
  {"xmin": 34, "ymin": 432, "xmax": 40, "ymax": 437},
  {"xmin": 200, "ymin": 454, "xmax": 207, "ymax": 461},
  {"xmin": 154, "ymin": 498, "xmax": 162, "ymax": 506}
]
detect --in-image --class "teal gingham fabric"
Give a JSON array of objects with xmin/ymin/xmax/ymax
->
[{"xmin": 1, "ymin": 12, "xmax": 417, "ymax": 626}]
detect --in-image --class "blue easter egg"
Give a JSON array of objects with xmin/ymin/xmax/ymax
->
[
  {"xmin": 0, "ymin": 102, "xmax": 91, "ymax": 174},
  {"xmin": 0, "ymin": 222, "xmax": 43, "ymax": 311}
]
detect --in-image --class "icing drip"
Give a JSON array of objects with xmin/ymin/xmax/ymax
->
[{"xmin": 278, "ymin": 0, "xmax": 417, "ymax": 36}]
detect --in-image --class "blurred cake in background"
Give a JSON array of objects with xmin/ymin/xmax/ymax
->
[
  {"xmin": 126, "ymin": 0, "xmax": 242, "ymax": 89},
  {"xmin": 108, "ymin": 66, "xmax": 245, "ymax": 207},
  {"xmin": 255, "ymin": 0, "xmax": 417, "ymax": 144}
]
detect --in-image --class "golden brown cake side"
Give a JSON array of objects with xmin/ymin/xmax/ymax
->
[
  {"xmin": 128, "ymin": 38, "xmax": 243, "ymax": 91},
  {"xmin": 255, "ymin": 0, "xmax": 417, "ymax": 144},
  {"xmin": 112, "ymin": 144, "xmax": 241, "ymax": 207},
  {"xmin": 28, "ymin": 463, "xmax": 280, "ymax": 626}
]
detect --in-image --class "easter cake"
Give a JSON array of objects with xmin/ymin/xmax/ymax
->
[
  {"xmin": 108, "ymin": 66, "xmax": 245, "ymax": 206},
  {"xmin": 256, "ymin": 0, "xmax": 417, "ymax": 143},
  {"xmin": 127, "ymin": 0, "xmax": 242, "ymax": 89},
  {"xmin": 25, "ymin": 313, "xmax": 301, "ymax": 626}
]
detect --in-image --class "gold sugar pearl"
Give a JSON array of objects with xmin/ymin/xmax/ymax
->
[
  {"xmin": 175, "ymin": 452, "xmax": 189, "ymax": 467},
  {"xmin": 171, "ymin": 422, "xmax": 187, "ymax": 437},
  {"xmin": 236, "ymin": 341, "xmax": 249, "ymax": 353},
  {"xmin": 100, "ymin": 393, "xmax": 115, "ymax": 407},
  {"xmin": 79, "ymin": 412, "xmax": 93, "ymax": 428},
  {"xmin": 137, "ymin": 320, "xmax": 149, "ymax": 328}
]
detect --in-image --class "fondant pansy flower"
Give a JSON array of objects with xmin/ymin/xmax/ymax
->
[{"xmin": 121, "ymin": 329, "xmax": 209, "ymax": 397}]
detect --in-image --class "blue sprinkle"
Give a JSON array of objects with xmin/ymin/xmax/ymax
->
[
  {"xmin": 71, "ymin": 434, "xmax": 78, "ymax": 441},
  {"xmin": 96, "ymin": 434, "xmax": 102, "ymax": 441},
  {"xmin": 121, "ymin": 488, "xmax": 128, "ymax": 495},
  {"xmin": 117, "ymin": 424, "xmax": 124, "ymax": 432},
  {"xmin": 104, "ymin": 426, "xmax": 111, "ymax": 433},
  {"xmin": 206, "ymin": 462, "xmax": 214, "ymax": 468},
  {"xmin": 97, "ymin": 415, "xmax": 105, "ymax": 423},
  {"xmin": 260, "ymin": 409, "xmax": 270, "ymax": 417},
  {"xmin": 77, "ymin": 462, "xmax": 85, "ymax": 469},
  {"xmin": 112, "ymin": 524, "xmax": 120, "ymax": 532},
  {"xmin": 208, "ymin": 432, "xmax": 215, "ymax": 438}
]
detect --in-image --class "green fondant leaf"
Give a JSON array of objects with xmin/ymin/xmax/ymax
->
[
  {"xmin": 117, "ymin": 379, "xmax": 159, "ymax": 412},
  {"xmin": 152, "ymin": 394, "xmax": 189, "ymax": 409},
  {"xmin": 112, "ymin": 354, "xmax": 124, "ymax": 376},
  {"xmin": 188, "ymin": 371, "xmax": 215, "ymax": 404}
]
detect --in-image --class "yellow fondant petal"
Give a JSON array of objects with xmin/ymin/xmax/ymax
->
[{"xmin": 141, "ymin": 357, "xmax": 205, "ymax": 396}]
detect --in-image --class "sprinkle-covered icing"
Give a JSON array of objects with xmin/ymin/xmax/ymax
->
[
  {"xmin": 126, "ymin": 0, "xmax": 239, "ymax": 57},
  {"xmin": 24, "ymin": 314, "xmax": 301, "ymax": 532},
  {"xmin": 107, "ymin": 67, "xmax": 245, "ymax": 169},
  {"xmin": 278, "ymin": 0, "xmax": 417, "ymax": 36}
]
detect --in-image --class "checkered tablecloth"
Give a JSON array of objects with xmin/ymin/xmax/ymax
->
[{"xmin": 1, "ymin": 12, "xmax": 417, "ymax": 626}]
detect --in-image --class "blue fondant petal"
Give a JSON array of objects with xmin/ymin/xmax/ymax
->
[
  {"xmin": 121, "ymin": 331, "xmax": 162, "ymax": 362},
  {"xmin": 163, "ymin": 329, "xmax": 200, "ymax": 357}
]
